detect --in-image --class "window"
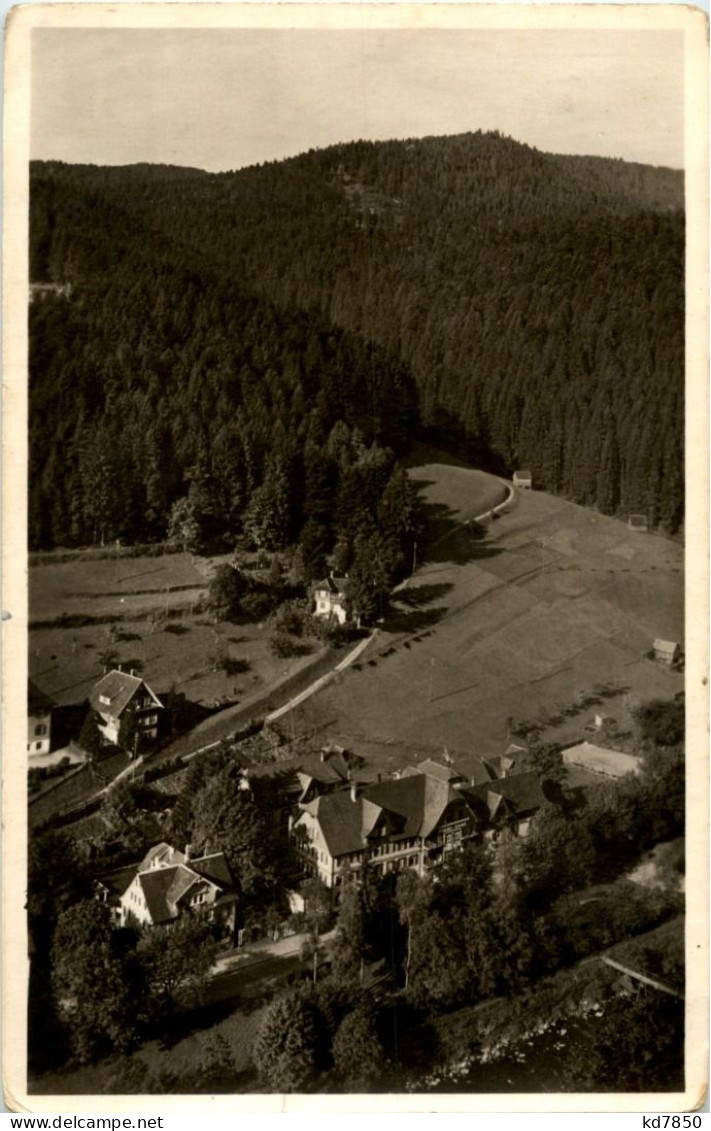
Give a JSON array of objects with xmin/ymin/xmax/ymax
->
[
  {"xmin": 99, "ymin": 694, "xmax": 110, "ymax": 706},
  {"xmin": 408, "ymin": 855, "xmax": 418, "ymax": 867},
  {"xmin": 34, "ymin": 724, "xmax": 47, "ymax": 736},
  {"xmin": 35, "ymin": 741, "xmax": 43, "ymax": 751}
]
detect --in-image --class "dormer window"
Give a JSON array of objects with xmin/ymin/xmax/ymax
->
[{"xmin": 99, "ymin": 694, "xmax": 111, "ymax": 706}]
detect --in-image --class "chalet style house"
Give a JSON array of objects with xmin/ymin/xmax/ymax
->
[
  {"xmin": 312, "ymin": 575, "xmax": 349, "ymax": 625},
  {"xmin": 97, "ymin": 842, "xmax": 239, "ymax": 938},
  {"xmin": 291, "ymin": 757, "xmax": 544, "ymax": 889},
  {"xmin": 28, "ymin": 680, "xmax": 53, "ymax": 756},
  {"xmin": 89, "ymin": 669, "xmax": 163, "ymax": 748}
]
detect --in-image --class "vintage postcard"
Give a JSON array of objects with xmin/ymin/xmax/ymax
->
[{"xmin": 3, "ymin": 1, "xmax": 708, "ymax": 1114}]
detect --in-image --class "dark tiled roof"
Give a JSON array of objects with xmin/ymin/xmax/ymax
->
[
  {"xmin": 301, "ymin": 792, "xmax": 366, "ymax": 856},
  {"xmin": 451, "ymin": 754, "xmax": 499, "ymax": 785},
  {"xmin": 312, "ymin": 577, "xmax": 348, "ymax": 596},
  {"xmin": 97, "ymin": 864, "xmax": 138, "ymax": 899},
  {"xmin": 135, "ymin": 848, "xmax": 235, "ymax": 923},
  {"xmin": 464, "ymin": 771, "xmax": 544, "ymax": 819},
  {"xmin": 414, "ymin": 759, "xmax": 461, "ymax": 783},
  {"xmin": 302, "ymin": 772, "xmax": 467, "ymax": 857},
  {"xmin": 299, "ymin": 751, "xmax": 352, "ymax": 785},
  {"xmin": 90, "ymin": 670, "xmax": 160, "ymax": 720},
  {"xmin": 138, "ymin": 866, "xmax": 183, "ymax": 924},
  {"xmin": 190, "ymin": 852, "xmax": 235, "ymax": 889},
  {"xmin": 28, "ymin": 679, "xmax": 54, "ymax": 716}
]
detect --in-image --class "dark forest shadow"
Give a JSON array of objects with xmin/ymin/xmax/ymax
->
[
  {"xmin": 381, "ymin": 605, "xmax": 449, "ymax": 634},
  {"xmin": 395, "ymin": 582, "xmax": 453, "ymax": 608}
]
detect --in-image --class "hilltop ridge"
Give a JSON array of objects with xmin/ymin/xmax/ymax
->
[{"xmin": 30, "ymin": 130, "xmax": 684, "ymax": 551}]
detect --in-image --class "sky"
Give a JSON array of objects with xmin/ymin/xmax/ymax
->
[{"xmin": 31, "ymin": 27, "xmax": 685, "ymax": 172}]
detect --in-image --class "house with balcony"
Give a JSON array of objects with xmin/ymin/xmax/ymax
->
[
  {"xmin": 291, "ymin": 758, "xmax": 544, "ymax": 890},
  {"xmin": 89, "ymin": 668, "xmax": 163, "ymax": 748},
  {"xmin": 98, "ymin": 842, "xmax": 239, "ymax": 939},
  {"xmin": 312, "ymin": 574, "xmax": 349, "ymax": 625}
]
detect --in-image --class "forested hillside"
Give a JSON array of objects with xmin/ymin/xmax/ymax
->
[{"xmin": 30, "ymin": 130, "xmax": 685, "ymax": 549}]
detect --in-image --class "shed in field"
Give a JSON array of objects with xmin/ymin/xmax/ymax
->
[
  {"xmin": 653, "ymin": 639, "xmax": 681, "ymax": 666},
  {"xmin": 628, "ymin": 513, "xmax": 648, "ymax": 533},
  {"xmin": 513, "ymin": 470, "xmax": 533, "ymax": 490},
  {"xmin": 562, "ymin": 741, "xmax": 641, "ymax": 779}
]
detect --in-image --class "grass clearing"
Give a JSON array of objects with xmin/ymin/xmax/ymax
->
[
  {"xmin": 29, "ymin": 552, "xmax": 323, "ymax": 720},
  {"xmin": 287, "ymin": 455, "xmax": 683, "ymax": 770}
]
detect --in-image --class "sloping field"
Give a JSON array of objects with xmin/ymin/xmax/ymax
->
[
  {"xmin": 29, "ymin": 551, "xmax": 210, "ymax": 622},
  {"xmin": 28, "ymin": 551, "xmax": 318, "ymax": 714},
  {"xmin": 288, "ymin": 457, "xmax": 683, "ymax": 764}
]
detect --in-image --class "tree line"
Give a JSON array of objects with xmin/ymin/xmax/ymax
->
[
  {"xmin": 31, "ymin": 130, "xmax": 684, "ymax": 533},
  {"xmin": 29, "ymin": 168, "xmax": 418, "ymax": 571}
]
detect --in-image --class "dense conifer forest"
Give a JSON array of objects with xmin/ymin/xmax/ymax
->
[{"xmin": 29, "ymin": 130, "xmax": 685, "ymax": 550}]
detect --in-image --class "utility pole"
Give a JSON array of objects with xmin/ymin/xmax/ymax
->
[{"xmin": 412, "ymin": 539, "xmax": 418, "ymax": 575}]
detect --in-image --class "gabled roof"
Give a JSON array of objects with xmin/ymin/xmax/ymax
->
[
  {"xmin": 138, "ymin": 866, "xmax": 183, "ymax": 924},
  {"xmin": 89, "ymin": 670, "xmax": 163, "ymax": 720},
  {"xmin": 483, "ymin": 755, "xmax": 516, "ymax": 778},
  {"xmin": 312, "ymin": 576, "xmax": 348, "ymax": 596},
  {"xmin": 97, "ymin": 863, "xmax": 138, "ymax": 899},
  {"xmin": 463, "ymin": 771, "xmax": 544, "ymax": 820},
  {"xmin": 140, "ymin": 842, "xmax": 183, "ymax": 870},
  {"xmin": 413, "ymin": 759, "xmax": 462, "ymax": 783},
  {"xmin": 300, "ymin": 792, "xmax": 367, "ymax": 857},
  {"xmin": 364, "ymin": 774, "xmax": 464, "ymax": 840},
  {"xmin": 190, "ymin": 852, "xmax": 235, "ymax": 888},
  {"xmin": 137, "ymin": 857, "xmax": 234, "ymax": 924},
  {"xmin": 451, "ymin": 754, "xmax": 499, "ymax": 785},
  {"xmin": 505, "ymin": 742, "xmax": 528, "ymax": 757},
  {"xmin": 360, "ymin": 798, "xmax": 385, "ymax": 838},
  {"xmin": 514, "ymin": 470, "xmax": 532, "ymax": 479},
  {"xmin": 128, "ymin": 843, "xmax": 237, "ymax": 924},
  {"xmin": 166, "ymin": 867, "xmax": 201, "ymax": 908},
  {"xmin": 28, "ymin": 679, "xmax": 54, "ymax": 717},
  {"xmin": 298, "ymin": 767, "xmax": 544, "ymax": 859}
]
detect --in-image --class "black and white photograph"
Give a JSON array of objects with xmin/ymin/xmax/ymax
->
[{"xmin": 3, "ymin": 1, "xmax": 708, "ymax": 1112}]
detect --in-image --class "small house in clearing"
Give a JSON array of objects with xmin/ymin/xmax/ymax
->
[
  {"xmin": 628, "ymin": 514, "xmax": 648, "ymax": 533},
  {"xmin": 89, "ymin": 669, "xmax": 163, "ymax": 748},
  {"xmin": 28, "ymin": 680, "xmax": 53, "ymax": 757},
  {"xmin": 653, "ymin": 639, "xmax": 681, "ymax": 666},
  {"xmin": 513, "ymin": 470, "xmax": 533, "ymax": 490},
  {"xmin": 312, "ymin": 574, "xmax": 349, "ymax": 625}
]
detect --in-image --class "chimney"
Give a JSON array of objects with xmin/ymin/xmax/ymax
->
[
  {"xmin": 350, "ymin": 782, "xmax": 359, "ymax": 802},
  {"xmin": 184, "ymin": 843, "xmax": 192, "ymax": 861},
  {"xmin": 117, "ymin": 663, "xmax": 122, "ymax": 672},
  {"xmin": 320, "ymin": 748, "xmax": 327, "ymax": 763}
]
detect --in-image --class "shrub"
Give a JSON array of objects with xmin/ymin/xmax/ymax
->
[
  {"xmin": 254, "ymin": 988, "xmax": 325, "ymax": 1092},
  {"xmin": 635, "ymin": 696, "xmax": 684, "ymax": 747},
  {"xmin": 270, "ymin": 630, "xmax": 311, "ymax": 659}
]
